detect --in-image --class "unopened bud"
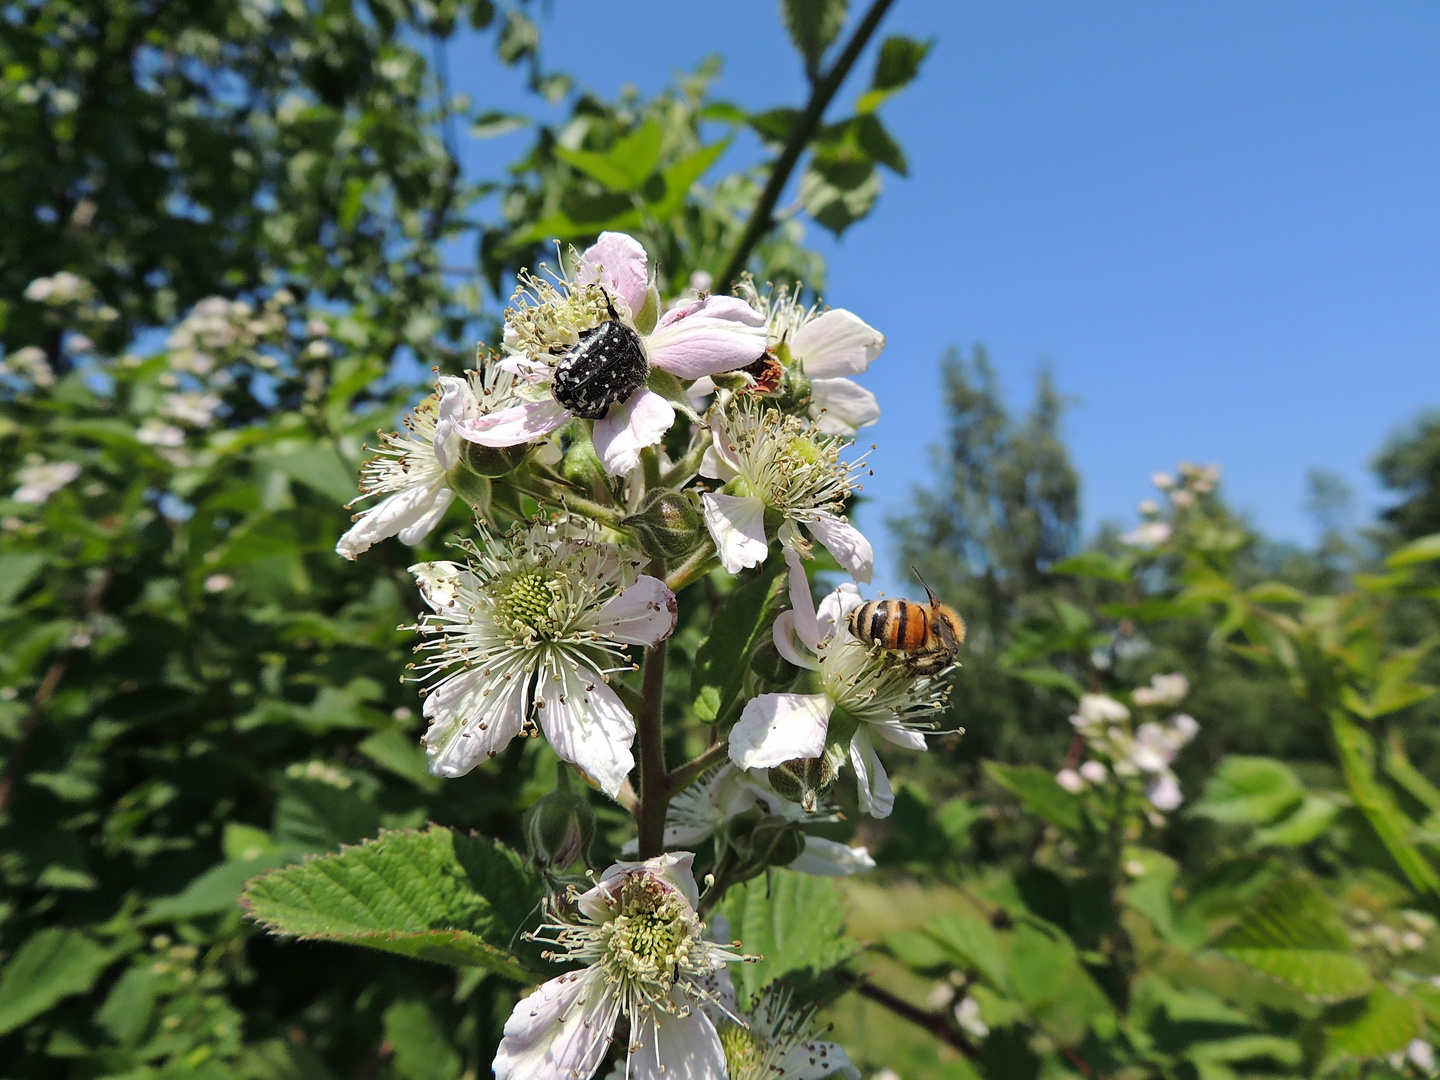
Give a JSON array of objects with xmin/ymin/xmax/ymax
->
[
  {"xmin": 560, "ymin": 425, "xmax": 606, "ymax": 491},
  {"xmin": 768, "ymin": 750, "xmax": 841, "ymax": 814},
  {"xmin": 459, "ymin": 437, "xmax": 527, "ymax": 478},
  {"xmin": 523, "ymin": 763, "xmax": 595, "ymax": 873},
  {"xmin": 445, "ymin": 464, "xmax": 492, "ymax": 514},
  {"xmin": 750, "ymin": 639, "xmax": 799, "ymax": 686},
  {"xmin": 718, "ymin": 808, "xmax": 806, "ymax": 870},
  {"xmin": 622, "ymin": 491, "xmax": 705, "ymax": 560}
]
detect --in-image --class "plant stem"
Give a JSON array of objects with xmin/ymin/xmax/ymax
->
[
  {"xmin": 714, "ymin": 0, "xmax": 897, "ymax": 288},
  {"xmin": 635, "ymin": 614, "xmax": 670, "ymax": 858},
  {"xmin": 838, "ymin": 973, "xmax": 980, "ymax": 1061},
  {"xmin": 666, "ymin": 740, "xmax": 730, "ymax": 795},
  {"xmin": 665, "ymin": 542, "xmax": 719, "ymax": 592}
]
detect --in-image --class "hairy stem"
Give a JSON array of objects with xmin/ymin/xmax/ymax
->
[
  {"xmin": 666, "ymin": 740, "xmax": 730, "ymax": 796},
  {"xmin": 714, "ymin": 0, "xmax": 897, "ymax": 288},
  {"xmin": 635, "ymin": 622, "xmax": 670, "ymax": 858},
  {"xmin": 665, "ymin": 541, "xmax": 719, "ymax": 592}
]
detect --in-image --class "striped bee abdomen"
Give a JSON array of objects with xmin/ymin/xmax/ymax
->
[{"xmin": 849, "ymin": 599, "xmax": 930, "ymax": 652}]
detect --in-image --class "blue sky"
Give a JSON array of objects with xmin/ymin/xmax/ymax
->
[{"xmin": 447, "ymin": 2, "xmax": 1440, "ymax": 594}]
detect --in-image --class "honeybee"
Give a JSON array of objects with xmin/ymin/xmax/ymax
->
[{"xmin": 845, "ymin": 569, "xmax": 965, "ymax": 675}]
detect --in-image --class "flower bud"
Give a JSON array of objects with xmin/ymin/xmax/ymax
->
[
  {"xmin": 768, "ymin": 750, "xmax": 841, "ymax": 814},
  {"xmin": 523, "ymin": 763, "xmax": 595, "ymax": 873},
  {"xmin": 459, "ymin": 437, "xmax": 528, "ymax": 478},
  {"xmin": 622, "ymin": 491, "xmax": 705, "ymax": 560},
  {"xmin": 560, "ymin": 425, "xmax": 607, "ymax": 491},
  {"xmin": 749, "ymin": 639, "xmax": 799, "ymax": 687},
  {"xmin": 718, "ymin": 808, "xmax": 806, "ymax": 870},
  {"xmin": 445, "ymin": 464, "xmax": 493, "ymax": 514}
]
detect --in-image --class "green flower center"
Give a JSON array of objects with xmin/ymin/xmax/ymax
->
[
  {"xmin": 497, "ymin": 569, "xmax": 558, "ymax": 638},
  {"xmin": 717, "ymin": 1022, "xmax": 769, "ymax": 1079}
]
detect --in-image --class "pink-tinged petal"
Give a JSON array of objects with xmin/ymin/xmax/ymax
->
[
  {"xmin": 433, "ymin": 375, "xmax": 481, "ymax": 468},
  {"xmin": 771, "ymin": 611, "xmax": 821, "ymax": 672},
  {"xmin": 577, "ymin": 231, "xmax": 650, "ymax": 317},
  {"xmin": 497, "ymin": 354, "xmax": 551, "ymax": 382},
  {"xmin": 792, "ymin": 308, "xmax": 884, "ymax": 378},
  {"xmin": 538, "ymin": 666, "xmax": 636, "ymax": 798},
  {"xmin": 647, "ymin": 296, "xmax": 767, "ymax": 379},
  {"xmin": 455, "ymin": 399, "xmax": 570, "ymax": 447},
  {"xmin": 336, "ymin": 481, "xmax": 451, "ymax": 559},
  {"xmin": 592, "ymin": 388, "xmax": 675, "ymax": 476},
  {"xmin": 596, "ymin": 575, "xmax": 677, "ymax": 646},
  {"xmin": 815, "ymin": 582, "xmax": 864, "ymax": 643},
  {"xmin": 805, "ymin": 512, "xmax": 873, "ymax": 583},
  {"xmin": 850, "ymin": 727, "xmax": 895, "ymax": 818},
  {"xmin": 790, "ymin": 837, "xmax": 877, "ymax": 877},
  {"xmin": 701, "ymin": 493, "xmax": 768, "ymax": 573},
  {"xmin": 395, "ymin": 487, "xmax": 455, "ymax": 545},
  {"xmin": 628, "ymin": 1003, "xmax": 726, "ymax": 1080},
  {"xmin": 686, "ymin": 374, "xmax": 717, "ymax": 410},
  {"xmin": 729, "ymin": 693, "xmax": 831, "ymax": 770},
  {"xmin": 783, "ymin": 546, "xmax": 820, "ymax": 650},
  {"xmin": 494, "ymin": 968, "xmax": 619, "ymax": 1080},
  {"xmin": 809, "ymin": 376, "xmax": 880, "ymax": 434},
  {"xmin": 421, "ymin": 664, "xmax": 529, "ymax": 778},
  {"xmin": 871, "ymin": 720, "xmax": 929, "ymax": 751}
]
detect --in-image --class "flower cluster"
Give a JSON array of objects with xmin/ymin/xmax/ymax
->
[
  {"xmin": 1122, "ymin": 461, "xmax": 1222, "ymax": 547},
  {"xmin": 1056, "ymin": 687, "xmax": 1198, "ymax": 815}
]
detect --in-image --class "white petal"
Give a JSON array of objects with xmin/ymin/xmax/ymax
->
[
  {"xmin": 792, "ymin": 308, "xmax": 884, "ymax": 378},
  {"xmin": 789, "ymin": 836, "xmax": 876, "ymax": 877},
  {"xmin": 538, "ymin": 666, "xmax": 636, "ymax": 798},
  {"xmin": 335, "ymin": 481, "xmax": 450, "ymax": 559},
  {"xmin": 777, "ymin": 1038, "xmax": 862, "ymax": 1080},
  {"xmin": 870, "ymin": 720, "xmax": 929, "ymax": 751},
  {"xmin": 782, "ymin": 547, "xmax": 820, "ymax": 650},
  {"xmin": 771, "ymin": 611, "xmax": 821, "ymax": 672},
  {"xmin": 686, "ymin": 375, "xmax": 716, "ymax": 411},
  {"xmin": 809, "ymin": 376, "xmax": 880, "ymax": 434},
  {"xmin": 494, "ymin": 969, "xmax": 619, "ymax": 1080},
  {"xmin": 408, "ymin": 559, "xmax": 475, "ymax": 610},
  {"xmin": 595, "ymin": 575, "xmax": 678, "ymax": 646},
  {"xmin": 455, "ymin": 398, "xmax": 570, "ymax": 446},
  {"xmin": 850, "ymin": 727, "xmax": 895, "ymax": 818},
  {"xmin": 700, "ymin": 493, "xmax": 768, "ymax": 574},
  {"xmin": 422, "ymin": 666, "xmax": 529, "ymax": 777},
  {"xmin": 805, "ymin": 512, "xmax": 873, "ymax": 583},
  {"xmin": 577, "ymin": 231, "xmax": 650, "ymax": 318},
  {"xmin": 433, "ymin": 375, "xmax": 480, "ymax": 469},
  {"xmin": 396, "ymin": 488, "xmax": 455, "ymax": 545},
  {"xmin": 647, "ymin": 296, "xmax": 767, "ymax": 379},
  {"xmin": 591, "ymin": 389, "xmax": 675, "ymax": 477},
  {"xmin": 729, "ymin": 693, "xmax": 831, "ymax": 770},
  {"xmin": 815, "ymin": 581, "xmax": 864, "ymax": 642},
  {"xmin": 628, "ymin": 1004, "xmax": 726, "ymax": 1080},
  {"xmin": 578, "ymin": 853, "xmax": 702, "ymax": 922}
]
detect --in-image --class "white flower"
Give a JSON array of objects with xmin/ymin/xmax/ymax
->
[
  {"xmin": 13, "ymin": 460, "xmax": 80, "ymax": 504},
  {"xmin": 407, "ymin": 520, "xmax": 676, "ymax": 797},
  {"xmin": 625, "ymin": 764, "xmax": 876, "ymax": 877},
  {"xmin": 954, "ymin": 996, "xmax": 989, "ymax": 1040},
  {"xmin": 158, "ymin": 391, "xmax": 221, "ymax": 427},
  {"xmin": 136, "ymin": 419, "xmax": 186, "ymax": 448},
  {"xmin": 1408, "ymin": 1040, "xmax": 1436, "ymax": 1074},
  {"xmin": 1079, "ymin": 760, "xmax": 1108, "ymax": 785},
  {"xmin": 496, "ymin": 853, "xmax": 739, "ymax": 1080},
  {"xmin": 1, "ymin": 346, "xmax": 54, "ymax": 388},
  {"xmin": 458, "ymin": 232, "xmax": 767, "ymax": 477},
  {"xmin": 739, "ymin": 279, "xmax": 885, "ymax": 435},
  {"xmin": 203, "ymin": 574, "xmax": 234, "ymax": 593},
  {"xmin": 699, "ymin": 400, "xmax": 873, "ymax": 581},
  {"xmin": 336, "ymin": 367, "xmax": 523, "ymax": 560},
  {"xmin": 24, "ymin": 271, "xmax": 89, "ymax": 305},
  {"xmin": 1146, "ymin": 773, "xmax": 1183, "ymax": 812},
  {"xmin": 1073, "ymin": 694, "xmax": 1129, "ymax": 729},
  {"xmin": 1151, "ymin": 472, "xmax": 1175, "ymax": 490},
  {"xmin": 729, "ymin": 550, "xmax": 949, "ymax": 817},
  {"xmin": 1132, "ymin": 672, "xmax": 1189, "ymax": 707},
  {"xmin": 1055, "ymin": 768, "xmax": 1085, "ymax": 794},
  {"xmin": 1121, "ymin": 520, "xmax": 1172, "ymax": 548},
  {"xmin": 702, "ymin": 954, "xmax": 860, "ymax": 1080}
]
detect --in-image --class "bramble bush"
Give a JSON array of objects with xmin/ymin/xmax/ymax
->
[{"xmin": 4, "ymin": 2, "xmax": 1440, "ymax": 1079}]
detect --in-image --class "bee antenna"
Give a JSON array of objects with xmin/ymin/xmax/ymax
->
[{"xmin": 912, "ymin": 566, "xmax": 940, "ymax": 606}]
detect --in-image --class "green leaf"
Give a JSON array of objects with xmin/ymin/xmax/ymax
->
[
  {"xmin": 258, "ymin": 443, "xmax": 357, "ymax": 505},
  {"xmin": 358, "ymin": 729, "xmax": 443, "ymax": 792},
  {"xmin": 923, "ymin": 910, "xmax": 1009, "ymax": 991},
  {"xmin": 1248, "ymin": 795, "xmax": 1340, "ymax": 848},
  {"xmin": 273, "ymin": 776, "xmax": 383, "ymax": 852},
  {"xmin": 748, "ymin": 108, "xmax": 801, "ymax": 145},
  {"xmin": 240, "ymin": 825, "xmax": 545, "ymax": 978},
  {"xmin": 720, "ymin": 870, "xmax": 858, "ymax": 1008},
  {"xmin": 496, "ymin": 9, "xmax": 538, "ymax": 64},
  {"xmin": 0, "ymin": 928, "xmax": 114, "ymax": 1035},
  {"xmin": 1009, "ymin": 922, "xmax": 1116, "ymax": 1044},
  {"xmin": 1385, "ymin": 733, "xmax": 1440, "ymax": 815},
  {"xmin": 1010, "ymin": 666, "xmax": 1086, "ymax": 701},
  {"xmin": 872, "ymin": 35, "xmax": 932, "ymax": 91},
  {"xmin": 781, "ymin": 0, "xmax": 847, "ymax": 71},
  {"xmin": 1187, "ymin": 1034, "xmax": 1303, "ymax": 1067},
  {"xmin": 1326, "ymin": 986, "xmax": 1425, "ymax": 1060},
  {"xmin": 799, "ymin": 159, "xmax": 881, "ymax": 236},
  {"xmin": 1385, "ymin": 532, "xmax": 1440, "ymax": 568},
  {"xmin": 145, "ymin": 852, "xmax": 294, "ymax": 923},
  {"xmin": 385, "ymin": 998, "xmax": 463, "ymax": 1080},
  {"xmin": 0, "ymin": 551, "xmax": 46, "ymax": 607},
  {"xmin": 853, "ymin": 115, "xmax": 908, "ymax": 175},
  {"xmin": 985, "ymin": 762, "xmax": 1087, "ymax": 838},
  {"xmin": 1218, "ymin": 949, "xmax": 1372, "ymax": 1002},
  {"xmin": 1191, "ymin": 756, "xmax": 1307, "ymax": 825},
  {"xmin": 691, "ymin": 563, "xmax": 784, "ymax": 723},
  {"xmin": 647, "ymin": 140, "xmax": 730, "ymax": 219},
  {"xmin": 469, "ymin": 111, "xmax": 528, "ymax": 139},
  {"xmin": 555, "ymin": 119, "xmax": 665, "ymax": 192},
  {"xmin": 1050, "ymin": 550, "xmax": 1135, "ymax": 584}
]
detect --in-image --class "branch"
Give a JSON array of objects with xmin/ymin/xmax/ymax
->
[
  {"xmin": 839, "ymin": 973, "xmax": 979, "ymax": 1061},
  {"xmin": 635, "ymin": 594, "xmax": 670, "ymax": 857},
  {"xmin": 715, "ymin": 0, "xmax": 897, "ymax": 288}
]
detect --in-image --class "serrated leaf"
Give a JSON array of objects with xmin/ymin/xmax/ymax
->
[
  {"xmin": 720, "ymin": 870, "xmax": 857, "ymax": 1008},
  {"xmin": 872, "ymin": 35, "xmax": 932, "ymax": 92},
  {"xmin": 1218, "ymin": 948, "xmax": 1372, "ymax": 1002},
  {"xmin": 985, "ymin": 762, "xmax": 1087, "ymax": 838},
  {"xmin": 923, "ymin": 910, "xmax": 1009, "ymax": 991},
  {"xmin": 1385, "ymin": 532, "xmax": 1440, "ymax": 568},
  {"xmin": 1327, "ymin": 986, "xmax": 1424, "ymax": 1059},
  {"xmin": 0, "ymin": 928, "xmax": 115, "ymax": 1035},
  {"xmin": 1191, "ymin": 756, "xmax": 1306, "ymax": 825},
  {"xmin": 691, "ymin": 563, "xmax": 784, "ymax": 723},
  {"xmin": 241, "ymin": 826, "xmax": 545, "ymax": 977},
  {"xmin": 782, "ymin": 0, "xmax": 847, "ymax": 71}
]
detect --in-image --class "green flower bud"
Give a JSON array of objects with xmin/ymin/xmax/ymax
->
[
  {"xmin": 718, "ymin": 808, "xmax": 806, "ymax": 870},
  {"xmin": 445, "ymin": 466, "xmax": 492, "ymax": 515},
  {"xmin": 768, "ymin": 745, "xmax": 843, "ymax": 814},
  {"xmin": 561, "ymin": 424, "xmax": 607, "ymax": 492},
  {"xmin": 523, "ymin": 763, "xmax": 595, "ymax": 873},
  {"xmin": 459, "ymin": 437, "xmax": 528, "ymax": 478},
  {"xmin": 622, "ymin": 490, "xmax": 705, "ymax": 560},
  {"xmin": 749, "ymin": 638, "xmax": 799, "ymax": 686}
]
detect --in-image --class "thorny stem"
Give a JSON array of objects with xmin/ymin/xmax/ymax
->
[
  {"xmin": 714, "ymin": 0, "xmax": 898, "ymax": 289},
  {"xmin": 635, "ymin": 585, "xmax": 670, "ymax": 858}
]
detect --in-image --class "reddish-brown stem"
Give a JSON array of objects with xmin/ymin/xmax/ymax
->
[{"xmin": 635, "ymin": 633, "xmax": 670, "ymax": 858}]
